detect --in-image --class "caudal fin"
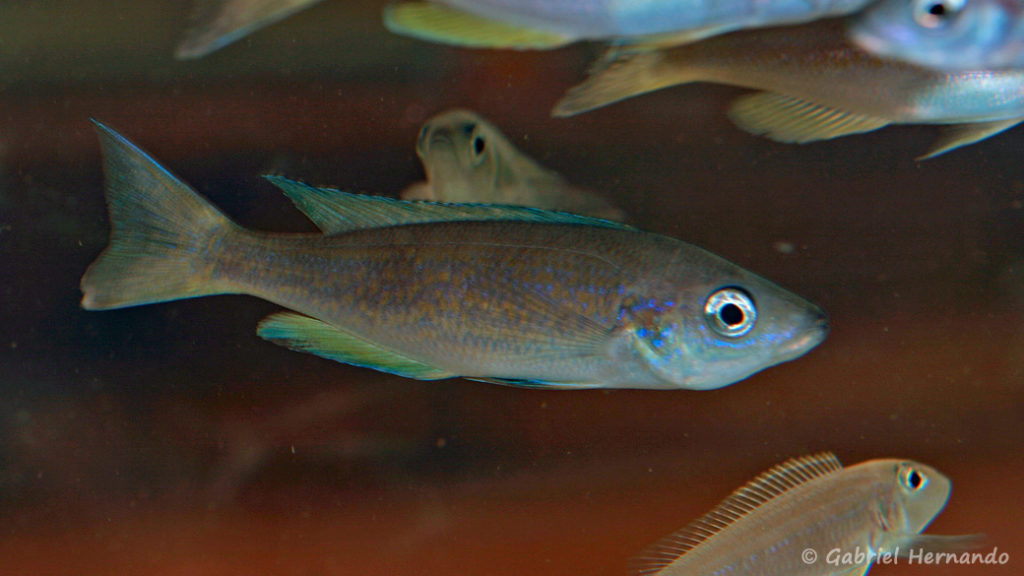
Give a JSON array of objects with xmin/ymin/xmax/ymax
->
[
  {"xmin": 552, "ymin": 48, "xmax": 690, "ymax": 117},
  {"xmin": 175, "ymin": 0, "xmax": 327, "ymax": 59},
  {"xmin": 81, "ymin": 121, "xmax": 235, "ymax": 310}
]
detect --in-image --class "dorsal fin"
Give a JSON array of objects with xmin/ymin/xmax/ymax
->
[
  {"xmin": 263, "ymin": 175, "xmax": 632, "ymax": 234},
  {"xmin": 630, "ymin": 452, "xmax": 844, "ymax": 575}
]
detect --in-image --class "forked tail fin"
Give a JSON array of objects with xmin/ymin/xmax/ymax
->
[{"xmin": 81, "ymin": 121, "xmax": 236, "ymax": 310}]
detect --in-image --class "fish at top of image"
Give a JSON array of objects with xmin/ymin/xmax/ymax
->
[
  {"xmin": 632, "ymin": 452, "xmax": 983, "ymax": 576},
  {"xmin": 80, "ymin": 121, "xmax": 828, "ymax": 391},
  {"xmin": 177, "ymin": 0, "xmax": 328, "ymax": 59},
  {"xmin": 849, "ymin": 0, "xmax": 1024, "ymax": 72},
  {"xmin": 400, "ymin": 109, "xmax": 625, "ymax": 221},
  {"xmin": 383, "ymin": 0, "xmax": 875, "ymax": 50},
  {"xmin": 554, "ymin": 18, "xmax": 1024, "ymax": 159}
]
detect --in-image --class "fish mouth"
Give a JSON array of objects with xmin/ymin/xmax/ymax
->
[{"xmin": 781, "ymin": 310, "xmax": 829, "ymax": 358}]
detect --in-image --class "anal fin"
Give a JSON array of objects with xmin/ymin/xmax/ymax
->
[
  {"xmin": 727, "ymin": 92, "xmax": 890, "ymax": 143},
  {"xmin": 257, "ymin": 312, "xmax": 455, "ymax": 380},
  {"xmin": 383, "ymin": 2, "xmax": 572, "ymax": 49}
]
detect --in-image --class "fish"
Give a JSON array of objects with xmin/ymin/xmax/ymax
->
[
  {"xmin": 848, "ymin": 0, "xmax": 1024, "ymax": 72},
  {"xmin": 383, "ymin": 0, "xmax": 876, "ymax": 50},
  {"xmin": 553, "ymin": 19, "xmax": 1024, "ymax": 159},
  {"xmin": 632, "ymin": 452, "xmax": 983, "ymax": 576},
  {"xmin": 401, "ymin": 109, "xmax": 626, "ymax": 221},
  {"xmin": 79, "ymin": 121, "xmax": 828, "ymax": 391},
  {"xmin": 176, "ymin": 0, "xmax": 327, "ymax": 59}
]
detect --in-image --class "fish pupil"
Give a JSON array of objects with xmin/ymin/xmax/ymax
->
[
  {"xmin": 473, "ymin": 135, "xmax": 486, "ymax": 155},
  {"xmin": 909, "ymin": 470, "xmax": 923, "ymax": 489},
  {"xmin": 720, "ymin": 303, "xmax": 744, "ymax": 326},
  {"xmin": 928, "ymin": 2, "xmax": 945, "ymax": 16}
]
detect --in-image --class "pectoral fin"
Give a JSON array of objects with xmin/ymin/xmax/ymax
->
[
  {"xmin": 257, "ymin": 312, "xmax": 455, "ymax": 380},
  {"xmin": 884, "ymin": 533, "xmax": 987, "ymax": 557},
  {"xmin": 727, "ymin": 92, "xmax": 890, "ymax": 143},
  {"xmin": 383, "ymin": 2, "xmax": 572, "ymax": 49},
  {"xmin": 919, "ymin": 118, "xmax": 1024, "ymax": 160}
]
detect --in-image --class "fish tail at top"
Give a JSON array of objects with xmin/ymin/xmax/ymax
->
[
  {"xmin": 81, "ymin": 121, "xmax": 236, "ymax": 310},
  {"xmin": 552, "ymin": 47, "xmax": 698, "ymax": 117}
]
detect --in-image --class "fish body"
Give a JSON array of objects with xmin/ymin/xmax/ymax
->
[
  {"xmin": 383, "ymin": 0, "xmax": 875, "ymax": 50},
  {"xmin": 80, "ymin": 122, "xmax": 827, "ymax": 390},
  {"xmin": 635, "ymin": 453, "xmax": 981, "ymax": 576},
  {"xmin": 554, "ymin": 19, "xmax": 1024, "ymax": 158},
  {"xmin": 402, "ymin": 109, "xmax": 625, "ymax": 221},
  {"xmin": 849, "ymin": 0, "xmax": 1024, "ymax": 72}
]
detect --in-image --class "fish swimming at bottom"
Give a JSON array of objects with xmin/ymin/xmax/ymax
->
[
  {"xmin": 80, "ymin": 121, "xmax": 828, "ymax": 390},
  {"xmin": 633, "ymin": 452, "xmax": 982, "ymax": 576}
]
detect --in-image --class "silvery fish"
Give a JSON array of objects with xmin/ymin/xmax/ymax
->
[
  {"xmin": 80, "ymin": 121, "xmax": 828, "ymax": 391},
  {"xmin": 383, "ymin": 0, "xmax": 875, "ymax": 50},
  {"xmin": 177, "ymin": 0, "xmax": 327, "ymax": 59},
  {"xmin": 401, "ymin": 109, "xmax": 625, "ymax": 221},
  {"xmin": 554, "ymin": 19, "xmax": 1024, "ymax": 159},
  {"xmin": 633, "ymin": 452, "xmax": 982, "ymax": 576},
  {"xmin": 849, "ymin": 0, "xmax": 1024, "ymax": 72}
]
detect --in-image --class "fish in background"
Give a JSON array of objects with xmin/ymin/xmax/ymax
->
[
  {"xmin": 384, "ymin": 0, "xmax": 875, "ymax": 50},
  {"xmin": 177, "ymin": 0, "xmax": 327, "ymax": 59},
  {"xmin": 554, "ymin": 19, "xmax": 1024, "ymax": 159},
  {"xmin": 633, "ymin": 452, "xmax": 982, "ymax": 576},
  {"xmin": 849, "ymin": 0, "xmax": 1024, "ymax": 72},
  {"xmin": 401, "ymin": 109, "xmax": 625, "ymax": 221},
  {"xmin": 80, "ymin": 121, "xmax": 828, "ymax": 391}
]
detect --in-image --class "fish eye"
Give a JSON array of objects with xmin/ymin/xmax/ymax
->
[
  {"xmin": 913, "ymin": 0, "xmax": 966, "ymax": 28},
  {"xmin": 899, "ymin": 464, "xmax": 928, "ymax": 491},
  {"xmin": 473, "ymin": 134, "xmax": 486, "ymax": 157},
  {"xmin": 704, "ymin": 287, "xmax": 756, "ymax": 338}
]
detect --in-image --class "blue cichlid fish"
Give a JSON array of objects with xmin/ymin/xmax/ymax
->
[
  {"xmin": 177, "ymin": 0, "xmax": 328, "ymax": 59},
  {"xmin": 633, "ymin": 452, "xmax": 983, "ymax": 576},
  {"xmin": 554, "ymin": 18, "xmax": 1024, "ymax": 159},
  {"xmin": 383, "ymin": 0, "xmax": 876, "ymax": 49},
  {"xmin": 80, "ymin": 121, "xmax": 827, "ymax": 391},
  {"xmin": 401, "ymin": 109, "xmax": 625, "ymax": 221},
  {"xmin": 849, "ymin": 0, "xmax": 1024, "ymax": 72}
]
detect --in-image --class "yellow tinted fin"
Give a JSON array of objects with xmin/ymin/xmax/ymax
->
[
  {"xmin": 81, "ymin": 121, "xmax": 235, "ymax": 310},
  {"xmin": 176, "ymin": 0, "xmax": 327, "ymax": 59},
  {"xmin": 263, "ymin": 175, "xmax": 632, "ymax": 234},
  {"xmin": 918, "ymin": 118, "xmax": 1024, "ymax": 160},
  {"xmin": 630, "ymin": 452, "xmax": 843, "ymax": 576},
  {"xmin": 727, "ymin": 92, "xmax": 890, "ymax": 143},
  {"xmin": 553, "ymin": 49, "xmax": 690, "ymax": 117},
  {"xmin": 257, "ymin": 312, "xmax": 455, "ymax": 379},
  {"xmin": 383, "ymin": 2, "xmax": 572, "ymax": 49}
]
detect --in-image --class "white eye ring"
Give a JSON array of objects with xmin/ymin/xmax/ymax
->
[
  {"xmin": 899, "ymin": 464, "xmax": 928, "ymax": 491},
  {"xmin": 704, "ymin": 287, "xmax": 757, "ymax": 338},
  {"xmin": 913, "ymin": 0, "xmax": 966, "ymax": 29}
]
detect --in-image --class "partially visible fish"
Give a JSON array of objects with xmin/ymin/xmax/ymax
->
[
  {"xmin": 383, "ymin": 0, "xmax": 875, "ymax": 50},
  {"xmin": 633, "ymin": 452, "xmax": 982, "ymax": 576},
  {"xmin": 554, "ymin": 19, "xmax": 1024, "ymax": 159},
  {"xmin": 849, "ymin": 0, "xmax": 1024, "ymax": 72},
  {"xmin": 401, "ymin": 109, "xmax": 625, "ymax": 221},
  {"xmin": 176, "ymin": 0, "xmax": 327, "ymax": 59},
  {"xmin": 80, "ymin": 121, "xmax": 828, "ymax": 391}
]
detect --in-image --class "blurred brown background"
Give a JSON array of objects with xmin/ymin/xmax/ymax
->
[{"xmin": 0, "ymin": 1, "xmax": 1020, "ymax": 574}]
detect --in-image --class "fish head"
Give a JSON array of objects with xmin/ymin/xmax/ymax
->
[
  {"xmin": 849, "ymin": 0, "xmax": 1024, "ymax": 71},
  {"xmin": 415, "ymin": 109, "xmax": 513, "ymax": 203},
  {"xmin": 621, "ymin": 272, "xmax": 828, "ymax": 390},
  {"xmin": 879, "ymin": 460, "xmax": 953, "ymax": 533}
]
